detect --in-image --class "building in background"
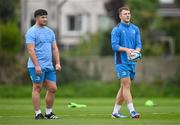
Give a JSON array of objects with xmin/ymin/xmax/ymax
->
[
  {"xmin": 155, "ymin": 0, "xmax": 180, "ymax": 56},
  {"xmin": 158, "ymin": 0, "xmax": 180, "ymax": 18},
  {"xmin": 21, "ymin": 0, "xmax": 114, "ymax": 49}
]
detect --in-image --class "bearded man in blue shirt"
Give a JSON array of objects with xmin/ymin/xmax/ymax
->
[
  {"xmin": 111, "ymin": 7, "xmax": 142, "ymax": 119},
  {"xmin": 25, "ymin": 9, "xmax": 61, "ymax": 120}
]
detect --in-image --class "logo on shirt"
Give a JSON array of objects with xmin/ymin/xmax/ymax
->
[{"xmin": 132, "ymin": 30, "xmax": 135, "ymax": 34}]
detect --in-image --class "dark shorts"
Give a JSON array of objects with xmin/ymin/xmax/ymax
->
[{"xmin": 28, "ymin": 68, "xmax": 56, "ymax": 84}]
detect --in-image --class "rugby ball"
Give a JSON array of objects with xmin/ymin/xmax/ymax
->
[{"xmin": 128, "ymin": 51, "xmax": 142, "ymax": 62}]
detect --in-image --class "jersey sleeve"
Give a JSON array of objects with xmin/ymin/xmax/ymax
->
[
  {"xmin": 25, "ymin": 29, "xmax": 35, "ymax": 44},
  {"xmin": 51, "ymin": 30, "xmax": 56, "ymax": 44},
  {"xmin": 135, "ymin": 27, "xmax": 142, "ymax": 50},
  {"xmin": 111, "ymin": 27, "xmax": 122, "ymax": 52}
]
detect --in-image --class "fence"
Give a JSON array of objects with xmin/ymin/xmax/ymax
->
[
  {"xmin": 65, "ymin": 56, "xmax": 180, "ymax": 82},
  {"xmin": 0, "ymin": 56, "xmax": 180, "ymax": 84}
]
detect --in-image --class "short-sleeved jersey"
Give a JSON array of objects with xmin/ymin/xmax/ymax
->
[
  {"xmin": 25, "ymin": 25, "xmax": 56, "ymax": 69},
  {"xmin": 111, "ymin": 21, "xmax": 142, "ymax": 65}
]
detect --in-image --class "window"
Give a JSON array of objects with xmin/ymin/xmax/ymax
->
[{"xmin": 67, "ymin": 15, "xmax": 82, "ymax": 31}]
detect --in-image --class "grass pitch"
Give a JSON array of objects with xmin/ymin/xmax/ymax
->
[{"xmin": 0, "ymin": 98, "xmax": 180, "ymax": 125}]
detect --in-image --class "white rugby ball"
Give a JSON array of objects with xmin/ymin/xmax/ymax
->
[{"xmin": 128, "ymin": 51, "xmax": 142, "ymax": 62}]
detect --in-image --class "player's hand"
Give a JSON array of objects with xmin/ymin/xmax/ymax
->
[
  {"xmin": 126, "ymin": 49, "xmax": 134, "ymax": 57},
  {"xmin": 135, "ymin": 48, "xmax": 141, "ymax": 52},
  {"xmin": 55, "ymin": 64, "xmax": 61, "ymax": 71},
  {"xmin": 35, "ymin": 66, "xmax": 42, "ymax": 76}
]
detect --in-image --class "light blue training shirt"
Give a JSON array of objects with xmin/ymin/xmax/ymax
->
[
  {"xmin": 25, "ymin": 25, "xmax": 56, "ymax": 69},
  {"xmin": 111, "ymin": 21, "xmax": 142, "ymax": 65}
]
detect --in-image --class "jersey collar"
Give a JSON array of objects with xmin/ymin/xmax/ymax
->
[{"xmin": 121, "ymin": 21, "xmax": 131, "ymax": 27}]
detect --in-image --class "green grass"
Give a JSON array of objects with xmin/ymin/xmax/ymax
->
[{"xmin": 0, "ymin": 98, "xmax": 180, "ymax": 125}]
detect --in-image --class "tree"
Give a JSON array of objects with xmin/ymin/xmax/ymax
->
[
  {"xmin": 105, "ymin": 0, "xmax": 125, "ymax": 24},
  {"xmin": 0, "ymin": 0, "xmax": 21, "ymax": 55},
  {"xmin": 0, "ymin": 22, "xmax": 21, "ymax": 55},
  {"xmin": 0, "ymin": 0, "xmax": 16, "ymax": 22},
  {"xmin": 175, "ymin": 0, "xmax": 180, "ymax": 6},
  {"xmin": 127, "ymin": 0, "xmax": 158, "ymax": 30}
]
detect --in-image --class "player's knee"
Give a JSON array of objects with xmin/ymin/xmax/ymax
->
[
  {"xmin": 33, "ymin": 86, "xmax": 42, "ymax": 93},
  {"xmin": 122, "ymin": 82, "xmax": 131, "ymax": 89},
  {"xmin": 49, "ymin": 86, "xmax": 57, "ymax": 93}
]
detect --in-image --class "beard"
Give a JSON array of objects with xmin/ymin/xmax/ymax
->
[{"xmin": 39, "ymin": 21, "xmax": 47, "ymax": 26}]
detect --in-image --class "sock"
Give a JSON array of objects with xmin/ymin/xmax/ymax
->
[
  {"xmin": 127, "ymin": 103, "xmax": 135, "ymax": 113},
  {"xmin": 35, "ymin": 109, "xmax": 41, "ymax": 116},
  {"xmin": 112, "ymin": 104, "xmax": 121, "ymax": 114},
  {"xmin": 46, "ymin": 108, "xmax": 52, "ymax": 115}
]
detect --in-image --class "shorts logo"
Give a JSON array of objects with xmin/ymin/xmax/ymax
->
[
  {"xmin": 36, "ymin": 76, "xmax": 40, "ymax": 81},
  {"xmin": 122, "ymin": 71, "xmax": 127, "ymax": 76}
]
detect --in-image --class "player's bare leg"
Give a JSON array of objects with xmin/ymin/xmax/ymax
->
[
  {"xmin": 44, "ymin": 80, "xmax": 57, "ymax": 109},
  {"xmin": 32, "ymin": 83, "xmax": 44, "ymax": 119},
  {"xmin": 121, "ymin": 77, "xmax": 140, "ymax": 118},
  {"xmin": 112, "ymin": 82, "xmax": 128, "ymax": 118},
  {"xmin": 44, "ymin": 80, "xmax": 59, "ymax": 119},
  {"xmin": 32, "ymin": 83, "xmax": 42, "ymax": 111},
  {"xmin": 115, "ymin": 84, "xmax": 124, "ymax": 105},
  {"xmin": 121, "ymin": 77, "xmax": 132, "ymax": 104}
]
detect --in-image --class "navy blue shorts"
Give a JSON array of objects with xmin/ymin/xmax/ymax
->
[{"xmin": 28, "ymin": 68, "xmax": 56, "ymax": 84}]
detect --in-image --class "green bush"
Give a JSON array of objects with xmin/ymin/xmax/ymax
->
[
  {"xmin": 0, "ymin": 0, "xmax": 16, "ymax": 22},
  {"xmin": 142, "ymin": 41, "xmax": 164, "ymax": 56},
  {"xmin": 161, "ymin": 20, "xmax": 180, "ymax": 55},
  {"xmin": 175, "ymin": 0, "xmax": 180, "ymax": 5},
  {"xmin": 0, "ymin": 22, "xmax": 21, "ymax": 55},
  {"xmin": 57, "ymin": 58, "xmax": 90, "ymax": 83},
  {"xmin": 99, "ymin": 30, "xmax": 113, "ymax": 56},
  {"xmin": 127, "ymin": 0, "xmax": 158, "ymax": 30},
  {"xmin": 62, "ymin": 33, "xmax": 101, "ymax": 57},
  {"xmin": 62, "ymin": 31, "xmax": 113, "ymax": 57},
  {"xmin": 0, "ymin": 79, "xmax": 180, "ymax": 98}
]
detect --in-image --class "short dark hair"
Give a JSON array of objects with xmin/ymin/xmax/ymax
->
[
  {"xmin": 119, "ymin": 7, "xmax": 130, "ymax": 15},
  {"xmin": 34, "ymin": 9, "xmax": 48, "ymax": 18}
]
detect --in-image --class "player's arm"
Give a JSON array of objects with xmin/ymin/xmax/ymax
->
[
  {"xmin": 118, "ymin": 47, "xmax": 134, "ymax": 57},
  {"xmin": 52, "ymin": 42, "xmax": 61, "ymax": 71},
  {"xmin": 111, "ymin": 28, "xmax": 134, "ymax": 55},
  {"xmin": 118, "ymin": 47, "xmax": 133, "ymax": 52},
  {"xmin": 135, "ymin": 27, "xmax": 142, "ymax": 52},
  {"xmin": 26, "ymin": 43, "xmax": 42, "ymax": 75}
]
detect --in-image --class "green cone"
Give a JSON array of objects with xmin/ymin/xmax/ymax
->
[
  {"xmin": 145, "ymin": 100, "xmax": 156, "ymax": 107},
  {"xmin": 68, "ymin": 102, "xmax": 87, "ymax": 108}
]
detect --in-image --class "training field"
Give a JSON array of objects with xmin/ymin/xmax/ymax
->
[{"xmin": 0, "ymin": 98, "xmax": 180, "ymax": 125}]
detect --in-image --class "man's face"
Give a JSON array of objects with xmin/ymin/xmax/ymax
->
[
  {"xmin": 36, "ymin": 15, "xmax": 47, "ymax": 26},
  {"xmin": 119, "ymin": 10, "xmax": 131, "ymax": 23}
]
